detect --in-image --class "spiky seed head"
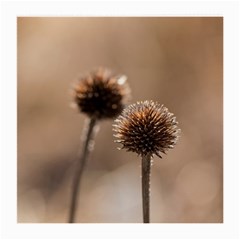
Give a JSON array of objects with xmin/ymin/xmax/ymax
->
[
  {"xmin": 73, "ymin": 67, "xmax": 130, "ymax": 119},
  {"xmin": 113, "ymin": 100, "xmax": 180, "ymax": 158}
]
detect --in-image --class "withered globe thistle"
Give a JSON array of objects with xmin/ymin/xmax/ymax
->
[
  {"xmin": 113, "ymin": 100, "xmax": 180, "ymax": 158},
  {"xmin": 69, "ymin": 67, "xmax": 130, "ymax": 223},
  {"xmin": 113, "ymin": 100, "xmax": 180, "ymax": 223},
  {"xmin": 74, "ymin": 67, "xmax": 130, "ymax": 120}
]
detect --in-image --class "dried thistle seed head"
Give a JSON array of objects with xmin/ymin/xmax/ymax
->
[
  {"xmin": 73, "ymin": 67, "xmax": 130, "ymax": 119},
  {"xmin": 113, "ymin": 100, "xmax": 180, "ymax": 158}
]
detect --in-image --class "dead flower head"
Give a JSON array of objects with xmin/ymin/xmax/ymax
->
[
  {"xmin": 73, "ymin": 67, "xmax": 130, "ymax": 120},
  {"xmin": 113, "ymin": 100, "xmax": 180, "ymax": 157}
]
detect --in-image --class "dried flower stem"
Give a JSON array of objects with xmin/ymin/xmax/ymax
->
[
  {"xmin": 142, "ymin": 153, "xmax": 151, "ymax": 223},
  {"xmin": 68, "ymin": 117, "xmax": 97, "ymax": 223}
]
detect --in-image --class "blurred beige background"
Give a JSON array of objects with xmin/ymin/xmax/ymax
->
[{"xmin": 17, "ymin": 17, "xmax": 223, "ymax": 223}]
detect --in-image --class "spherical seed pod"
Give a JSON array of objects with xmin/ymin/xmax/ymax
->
[
  {"xmin": 73, "ymin": 67, "xmax": 131, "ymax": 120},
  {"xmin": 113, "ymin": 100, "xmax": 180, "ymax": 157}
]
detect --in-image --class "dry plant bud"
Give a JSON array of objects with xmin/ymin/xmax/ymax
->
[
  {"xmin": 74, "ymin": 67, "xmax": 130, "ymax": 120},
  {"xmin": 113, "ymin": 100, "xmax": 180, "ymax": 158}
]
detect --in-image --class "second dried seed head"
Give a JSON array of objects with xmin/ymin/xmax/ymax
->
[{"xmin": 73, "ymin": 67, "xmax": 130, "ymax": 120}]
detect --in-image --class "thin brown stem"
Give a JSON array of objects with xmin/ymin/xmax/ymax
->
[
  {"xmin": 141, "ymin": 153, "xmax": 152, "ymax": 223},
  {"xmin": 68, "ymin": 117, "xmax": 97, "ymax": 223}
]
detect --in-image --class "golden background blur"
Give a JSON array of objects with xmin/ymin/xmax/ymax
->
[{"xmin": 17, "ymin": 17, "xmax": 223, "ymax": 223}]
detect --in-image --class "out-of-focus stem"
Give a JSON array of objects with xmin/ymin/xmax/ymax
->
[{"xmin": 68, "ymin": 117, "xmax": 97, "ymax": 223}]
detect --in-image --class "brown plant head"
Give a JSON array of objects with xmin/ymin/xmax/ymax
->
[
  {"xmin": 73, "ymin": 67, "xmax": 131, "ymax": 120},
  {"xmin": 113, "ymin": 100, "xmax": 180, "ymax": 158}
]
